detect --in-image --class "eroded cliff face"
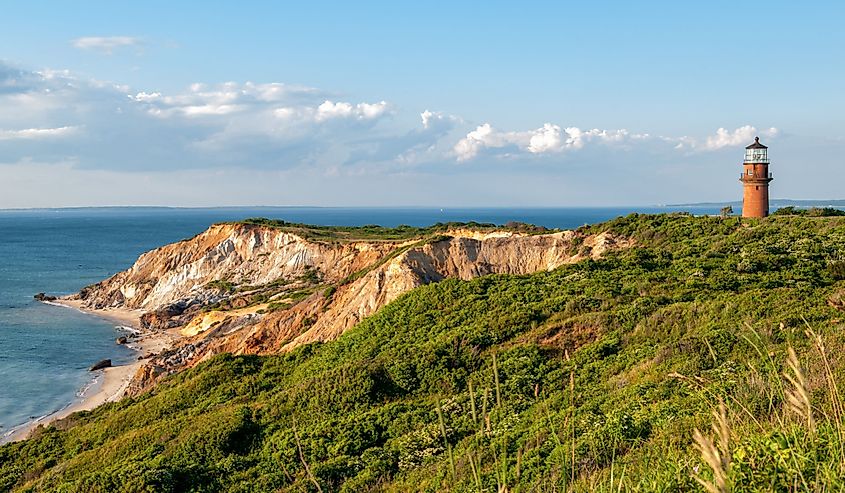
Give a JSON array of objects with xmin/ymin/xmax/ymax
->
[
  {"xmin": 71, "ymin": 223, "xmax": 630, "ymax": 395},
  {"xmin": 77, "ymin": 224, "xmax": 396, "ymax": 310}
]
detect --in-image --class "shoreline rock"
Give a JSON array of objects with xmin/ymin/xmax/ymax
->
[
  {"xmin": 33, "ymin": 293, "xmax": 57, "ymax": 302},
  {"xmin": 89, "ymin": 359, "xmax": 112, "ymax": 371}
]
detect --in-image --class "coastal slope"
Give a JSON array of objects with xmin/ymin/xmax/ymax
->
[
  {"xmin": 5, "ymin": 214, "xmax": 845, "ymax": 491},
  {"xmin": 69, "ymin": 220, "xmax": 630, "ymax": 393}
]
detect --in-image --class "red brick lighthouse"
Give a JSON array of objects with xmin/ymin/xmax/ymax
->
[{"xmin": 740, "ymin": 137, "xmax": 772, "ymax": 218}]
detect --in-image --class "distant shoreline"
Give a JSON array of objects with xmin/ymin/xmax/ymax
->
[
  {"xmin": 667, "ymin": 199, "xmax": 845, "ymax": 208},
  {"xmin": 0, "ymin": 301, "xmax": 173, "ymax": 444},
  {"xmin": 1, "ymin": 202, "xmax": 843, "ymax": 214}
]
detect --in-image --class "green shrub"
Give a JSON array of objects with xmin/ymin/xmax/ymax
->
[{"xmin": 5, "ymin": 214, "xmax": 845, "ymax": 491}]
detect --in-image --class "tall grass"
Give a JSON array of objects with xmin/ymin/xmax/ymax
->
[
  {"xmin": 691, "ymin": 400, "xmax": 730, "ymax": 493},
  {"xmin": 432, "ymin": 325, "xmax": 845, "ymax": 492},
  {"xmin": 686, "ymin": 327, "xmax": 845, "ymax": 492}
]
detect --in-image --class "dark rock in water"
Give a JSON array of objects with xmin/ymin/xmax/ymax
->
[
  {"xmin": 89, "ymin": 359, "xmax": 112, "ymax": 371},
  {"xmin": 33, "ymin": 293, "xmax": 57, "ymax": 302},
  {"xmin": 116, "ymin": 336, "xmax": 128, "ymax": 345}
]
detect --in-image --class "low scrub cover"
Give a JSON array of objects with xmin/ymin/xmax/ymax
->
[{"xmin": 3, "ymin": 214, "xmax": 845, "ymax": 491}]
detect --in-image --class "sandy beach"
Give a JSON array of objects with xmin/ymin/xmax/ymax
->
[{"xmin": 0, "ymin": 299, "xmax": 175, "ymax": 444}]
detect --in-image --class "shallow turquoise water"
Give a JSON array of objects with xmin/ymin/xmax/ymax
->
[{"xmin": 0, "ymin": 205, "xmax": 718, "ymax": 432}]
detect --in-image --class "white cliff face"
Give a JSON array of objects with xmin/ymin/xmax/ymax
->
[
  {"xmin": 79, "ymin": 224, "xmax": 397, "ymax": 310},
  {"xmin": 403, "ymin": 231, "xmax": 576, "ymax": 281},
  {"xmin": 279, "ymin": 230, "xmax": 625, "ymax": 349},
  {"xmin": 73, "ymin": 222, "xmax": 630, "ymax": 394}
]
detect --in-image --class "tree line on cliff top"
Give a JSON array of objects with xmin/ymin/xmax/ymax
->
[{"xmin": 3, "ymin": 213, "xmax": 845, "ymax": 491}]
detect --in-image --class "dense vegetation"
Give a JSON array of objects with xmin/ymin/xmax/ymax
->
[
  {"xmin": 236, "ymin": 218, "xmax": 552, "ymax": 242},
  {"xmin": 4, "ymin": 214, "xmax": 845, "ymax": 491},
  {"xmin": 771, "ymin": 206, "xmax": 845, "ymax": 217}
]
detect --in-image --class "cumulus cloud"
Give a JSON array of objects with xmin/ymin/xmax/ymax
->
[
  {"xmin": 129, "ymin": 82, "xmax": 325, "ymax": 119},
  {"xmin": 527, "ymin": 124, "xmax": 563, "ymax": 153},
  {"xmin": 72, "ymin": 36, "xmax": 142, "ymax": 54},
  {"xmin": 452, "ymin": 120, "xmax": 780, "ymax": 162},
  {"xmin": 672, "ymin": 125, "xmax": 779, "ymax": 151},
  {"xmin": 128, "ymin": 84, "xmax": 387, "ymax": 127},
  {"xmin": 454, "ymin": 124, "xmax": 494, "ymax": 161},
  {"xmin": 703, "ymin": 125, "xmax": 778, "ymax": 150},
  {"xmin": 0, "ymin": 60, "xmax": 785, "ymax": 182},
  {"xmin": 419, "ymin": 110, "xmax": 462, "ymax": 134},
  {"xmin": 315, "ymin": 100, "xmax": 389, "ymax": 121},
  {"xmin": 0, "ymin": 62, "xmax": 405, "ymax": 171},
  {"xmin": 453, "ymin": 123, "xmax": 643, "ymax": 161},
  {"xmin": 420, "ymin": 110, "xmax": 438, "ymax": 129}
]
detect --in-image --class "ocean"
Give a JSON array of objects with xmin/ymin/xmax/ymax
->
[{"xmin": 0, "ymin": 205, "xmax": 718, "ymax": 434}]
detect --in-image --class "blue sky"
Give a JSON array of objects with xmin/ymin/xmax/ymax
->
[{"xmin": 0, "ymin": 1, "xmax": 843, "ymax": 207}]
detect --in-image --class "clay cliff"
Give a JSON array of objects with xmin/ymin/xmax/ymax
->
[{"xmin": 68, "ymin": 222, "xmax": 630, "ymax": 394}]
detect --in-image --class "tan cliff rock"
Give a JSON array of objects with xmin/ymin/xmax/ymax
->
[
  {"xmin": 69, "ymin": 223, "xmax": 630, "ymax": 395},
  {"xmin": 76, "ymin": 223, "xmax": 397, "ymax": 310}
]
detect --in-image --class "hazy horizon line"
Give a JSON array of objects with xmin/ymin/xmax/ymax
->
[{"xmin": 2, "ymin": 199, "xmax": 844, "ymax": 213}]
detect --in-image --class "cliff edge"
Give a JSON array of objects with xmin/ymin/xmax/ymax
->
[{"xmin": 68, "ymin": 221, "xmax": 631, "ymax": 393}]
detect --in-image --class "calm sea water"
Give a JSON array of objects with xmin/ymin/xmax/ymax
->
[{"xmin": 0, "ymin": 205, "xmax": 718, "ymax": 432}]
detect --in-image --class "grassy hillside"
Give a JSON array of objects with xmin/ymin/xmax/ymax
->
[{"xmin": 3, "ymin": 214, "xmax": 845, "ymax": 492}]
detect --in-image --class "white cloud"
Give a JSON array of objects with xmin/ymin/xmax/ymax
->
[
  {"xmin": 130, "ymin": 83, "xmax": 254, "ymax": 118},
  {"xmin": 315, "ymin": 100, "xmax": 388, "ymax": 121},
  {"xmin": 0, "ymin": 63, "xmax": 407, "ymax": 171},
  {"xmin": 129, "ymin": 85, "xmax": 385, "ymax": 125},
  {"xmin": 703, "ymin": 125, "xmax": 779, "ymax": 150},
  {"xmin": 453, "ymin": 123, "xmax": 645, "ymax": 161},
  {"xmin": 0, "ymin": 60, "xmax": 788, "ymax": 190},
  {"xmin": 420, "ymin": 110, "xmax": 461, "ymax": 132},
  {"xmin": 527, "ymin": 124, "xmax": 563, "ymax": 153},
  {"xmin": 420, "ymin": 110, "xmax": 440, "ymax": 129},
  {"xmin": 130, "ymin": 92, "xmax": 161, "ymax": 103},
  {"xmin": 454, "ymin": 124, "xmax": 494, "ymax": 161},
  {"xmin": 0, "ymin": 58, "xmax": 828, "ymax": 208},
  {"xmin": 72, "ymin": 36, "xmax": 141, "ymax": 54},
  {"xmin": 0, "ymin": 126, "xmax": 78, "ymax": 140},
  {"xmin": 669, "ymin": 125, "xmax": 779, "ymax": 151},
  {"xmin": 453, "ymin": 121, "xmax": 781, "ymax": 162}
]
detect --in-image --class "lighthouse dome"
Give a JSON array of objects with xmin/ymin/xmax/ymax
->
[
  {"xmin": 746, "ymin": 136, "xmax": 768, "ymax": 149},
  {"xmin": 744, "ymin": 137, "xmax": 769, "ymax": 163}
]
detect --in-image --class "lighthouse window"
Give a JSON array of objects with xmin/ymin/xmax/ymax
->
[
  {"xmin": 747, "ymin": 170, "xmax": 753, "ymax": 175},
  {"xmin": 756, "ymin": 186, "xmax": 759, "ymax": 190}
]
